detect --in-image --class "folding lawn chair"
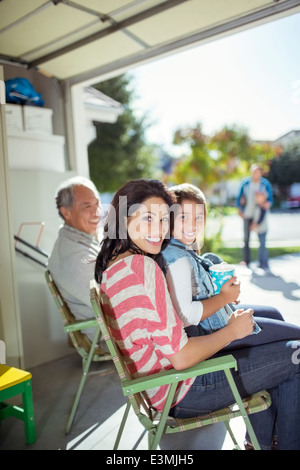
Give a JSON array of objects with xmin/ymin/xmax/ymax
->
[
  {"xmin": 45, "ymin": 270, "xmax": 111, "ymax": 433},
  {"xmin": 90, "ymin": 280, "xmax": 271, "ymax": 450}
]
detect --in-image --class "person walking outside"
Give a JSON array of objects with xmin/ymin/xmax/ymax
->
[{"xmin": 236, "ymin": 164, "xmax": 273, "ymax": 270}]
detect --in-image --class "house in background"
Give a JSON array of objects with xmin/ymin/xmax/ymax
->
[{"xmin": 273, "ymin": 129, "xmax": 300, "ymax": 148}]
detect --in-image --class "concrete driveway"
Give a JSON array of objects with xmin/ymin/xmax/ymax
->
[
  {"xmin": 235, "ymin": 253, "xmax": 300, "ymax": 326},
  {"xmin": 218, "ymin": 209, "xmax": 300, "ymax": 325}
]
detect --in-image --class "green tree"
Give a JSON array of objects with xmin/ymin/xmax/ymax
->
[
  {"xmin": 268, "ymin": 142, "xmax": 300, "ymax": 197},
  {"xmin": 209, "ymin": 124, "xmax": 252, "ymax": 180},
  {"xmin": 209, "ymin": 125, "xmax": 277, "ymax": 180},
  {"xmin": 172, "ymin": 123, "xmax": 277, "ymax": 189},
  {"xmin": 172, "ymin": 123, "xmax": 215, "ymax": 191},
  {"xmin": 88, "ymin": 74, "xmax": 156, "ymax": 193}
]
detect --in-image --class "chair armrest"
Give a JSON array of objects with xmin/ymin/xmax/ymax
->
[
  {"xmin": 64, "ymin": 318, "xmax": 98, "ymax": 334},
  {"xmin": 121, "ymin": 355, "xmax": 237, "ymax": 396}
]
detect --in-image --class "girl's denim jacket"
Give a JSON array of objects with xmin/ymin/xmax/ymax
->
[
  {"xmin": 159, "ymin": 238, "xmax": 260, "ymax": 337},
  {"xmin": 158, "ymin": 238, "xmax": 231, "ymax": 336}
]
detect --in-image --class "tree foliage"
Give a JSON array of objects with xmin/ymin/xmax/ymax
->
[
  {"xmin": 88, "ymin": 74, "xmax": 156, "ymax": 193},
  {"xmin": 172, "ymin": 123, "xmax": 277, "ymax": 190},
  {"xmin": 268, "ymin": 142, "xmax": 300, "ymax": 194},
  {"xmin": 172, "ymin": 124, "xmax": 214, "ymax": 189}
]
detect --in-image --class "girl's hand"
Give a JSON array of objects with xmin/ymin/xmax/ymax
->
[{"xmin": 219, "ymin": 276, "xmax": 240, "ymax": 304}]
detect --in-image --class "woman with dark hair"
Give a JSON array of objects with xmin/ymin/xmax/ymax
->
[
  {"xmin": 95, "ymin": 178, "xmax": 174, "ymax": 283},
  {"xmin": 94, "ymin": 178, "xmax": 300, "ymax": 450}
]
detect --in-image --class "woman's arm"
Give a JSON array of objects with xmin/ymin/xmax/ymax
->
[
  {"xmin": 141, "ymin": 257, "xmax": 254, "ymax": 371},
  {"xmin": 169, "ymin": 309, "xmax": 255, "ymax": 370}
]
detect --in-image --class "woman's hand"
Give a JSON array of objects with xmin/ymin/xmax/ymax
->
[
  {"xmin": 170, "ymin": 308, "xmax": 256, "ymax": 370},
  {"xmin": 219, "ymin": 276, "xmax": 240, "ymax": 304},
  {"xmin": 227, "ymin": 308, "xmax": 255, "ymax": 340}
]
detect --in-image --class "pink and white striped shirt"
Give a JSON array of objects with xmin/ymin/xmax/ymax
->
[{"xmin": 100, "ymin": 254, "xmax": 195, "ymax": 412}]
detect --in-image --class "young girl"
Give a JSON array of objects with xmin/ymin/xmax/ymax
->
[
  {"xmin": 95, "ymin": 178, "xmax": 300, "ymax": 450},
  {"xmin": 157, "ymin": 183, "xmax": 300, "ymax": 349}
]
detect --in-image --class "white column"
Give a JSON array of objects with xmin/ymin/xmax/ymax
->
[
  {"xmin": 64, "ymin": 82, "xmax": 90, "ymax": 177},
  {"xmin": 0, "ymin": 67, "xmax": 24, "ymax": 367}
]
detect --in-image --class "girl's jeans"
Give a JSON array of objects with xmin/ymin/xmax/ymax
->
[{"xmin": 170, "ymin": 340, "xmax": 300, "ymax": 450}]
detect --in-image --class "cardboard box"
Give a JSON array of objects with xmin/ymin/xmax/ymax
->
[
  {"xmin": 23, "ymin": 106, "xmax": 53, "ymax": 134},
  {"xmin": 7, "ymin": 133, "xmax": 65, "ymax": 172},
  {"xmin": 5, "ymin": 104, "xmax": 24, "ymax": 132}
]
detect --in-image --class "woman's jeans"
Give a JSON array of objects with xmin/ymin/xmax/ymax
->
[
  {"xmin": 186, "ymin": 304, "xmax": 300, "ymax": 350},
  {"xmin": 170, "ymin": 340, "xmax": 300, "ymax": 450},
  {"xmin": 243, "ymin": 218, "xmax": 269, "ymax": 268},
  {"xmin": 224, "ymin": 304, "xmax": 300, "ymax": 350}
]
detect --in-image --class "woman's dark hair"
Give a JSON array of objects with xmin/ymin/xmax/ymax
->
[{"xmin": 95, "ymin": 179, "xmax": 174, "ymax": 283}]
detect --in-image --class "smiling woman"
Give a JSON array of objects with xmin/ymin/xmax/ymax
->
[
  {"xmin": 95, "ymin": 179, "xmax": 174, "ymax": 283},
  {"xmin": 92, "ymin": 179, "xmax": 300, "ymax": 450},
  {"xmin": 127, "ymin": 196, "xmax": 170, "ymax": 255}
]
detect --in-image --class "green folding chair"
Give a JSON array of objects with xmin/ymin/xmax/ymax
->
[
  {"xmin": 45, "ymin": 270, "xmax": 111, "ymax": 433},
  {"xmin": 90, "ymin": 280, "xmax": 271, "ymax": 450}
]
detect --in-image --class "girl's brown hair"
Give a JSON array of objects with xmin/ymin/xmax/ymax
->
[
  {"xmin": 169, "ymin": 183, "xmax": 207, "ymax": 224},
  {"xmin": 168, "ymin": 183, "xmax": 207, "ymax": 254}
]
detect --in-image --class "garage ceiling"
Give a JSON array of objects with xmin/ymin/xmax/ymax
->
[{"xmin": 1, "ymin": 0, "xmax": 300, "ymax": 85}]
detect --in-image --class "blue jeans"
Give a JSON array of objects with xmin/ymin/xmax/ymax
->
[
  {"xmin": 225, "ymin": 304, "xmax": 300, "ymax": 350},
  {"xmin": 170, "ymin": 340, "xmax": 300, "ymax": 449},
  {"xmin": 258, "ymin": 232, "xmax": 269, "ymax": 268},
  {"xmin": 243, "ymin": 218, "xmax": 269, "ymax": 267},
  {"xmin": 186, "ymin": 304, "xmax": 300, "ymax": 350},
  {"xmin": 237, "ymin": 304, "xmax": 284, "ymax": 321}
]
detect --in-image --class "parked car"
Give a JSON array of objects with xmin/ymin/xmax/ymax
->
[{"xmin": 286, "ymin": 183, "xmax": 300, "ymax": 208}]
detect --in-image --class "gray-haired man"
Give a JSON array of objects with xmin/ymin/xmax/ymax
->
[{"xmin": 48, "ymin": 176, "xmax": 102, "ymax": 340}]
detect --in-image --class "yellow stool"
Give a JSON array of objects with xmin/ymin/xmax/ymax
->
[{"xmin": 0, "ymin": 364, "xmax": 36, "ymax": 444}]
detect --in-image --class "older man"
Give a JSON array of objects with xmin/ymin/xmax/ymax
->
[{"xmin": 48, "ymin": 176, "xmax": 102, "ymax": 340}]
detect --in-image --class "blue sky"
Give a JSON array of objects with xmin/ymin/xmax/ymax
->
[{"xmin": 131, "ymin": 11, "xmax": 300, "ymax": 155}]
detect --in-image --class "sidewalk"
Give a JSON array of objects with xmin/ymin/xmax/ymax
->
[
  {"xmin": 220, "ymin": 211, "xmax": 300, "ymax": 249},
  {"xmin": 234, "ymin": 252, "xmax": 300, "ymax": 327}
]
